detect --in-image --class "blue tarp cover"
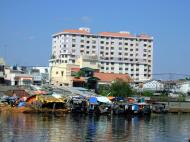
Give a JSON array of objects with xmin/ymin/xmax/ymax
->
[
  {"xmin": 18, "ymin": 102, "xmax": 26, "ymax": 107},
  {"xmin": 89, "ymin": 97, "xmax": 98, "ymax": 104}
]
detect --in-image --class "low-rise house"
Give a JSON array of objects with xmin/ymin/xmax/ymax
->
[
  {"xmin": 0, "ymin": 58, "xmax": 5, "ymax": 84},
  {"xmin": 142, "ymin": 80, "xmax": 164, "ymax": 91},
  {"xmin": 4, "ymin": 66, "xmax": 33, "ymax": 86},
  {"xmin": 29, "ymin": 69, "xmax": 42, "ymax": 86},
  {"xmin": 31, "ymin": 67, "xmax": 49, "ymax": 84},
  {"xmin": 176, "ymin": 81, "xmax": 190, "ymax": 94},
  {"xmin": 14, "ymin": 74, "xmax": 33, "ymax": 86}
]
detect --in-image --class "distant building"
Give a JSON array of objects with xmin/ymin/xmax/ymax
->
[
  {"xmin": 142, "ymin": 80, "xmax": 164, "ymax": 91},
  {"xmin": 176, "ymin": 81, "xmax": 190, "ymax": 94},
  {"xmin": 4, "ymin": 66, "xmax": 49, "ymax": 86},
  {"xmin": 4, "ymin": 66, "xmax": 32, "ymax": 86},
  {"xmin": 0, "ymin": 58, "xmax": 5, "ymax": 84},
  {"xmin": 30, "ymin": 67, "xmax": 49, "ymax": 85},
  {"xmin": 49, "ymin": 27, "xmax": 153, "ymax": 83},
  {"xmin": 49, "ymin": 63, "xmax": 79, "ymax": 86}
]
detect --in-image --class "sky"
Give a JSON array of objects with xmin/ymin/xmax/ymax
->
[{"xmin": 0, "ymin": 0, "xmax": 190, "ymax": 76}]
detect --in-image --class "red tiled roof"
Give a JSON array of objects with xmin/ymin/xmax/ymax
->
[
  {"xmin": 64, "ymin": 29, "xmax": 90, "ymax": 34},
  {"xmin": 72, "ymin": 77, "xmax": 85, "ymax": 82},
  {"xmin": 99, "ymin": 32, "xmax": 135, "ymax": 38},
  {"xmin": 94, "ymin": 72, "xmax": 132, "ymax": 83},
  {"xmin": 137, "ymin": 34, "xmax": 152, "ymax": 39},
  {"xmin": 71, "ymin": 67, "xmax": 80, "ymax": 72}
]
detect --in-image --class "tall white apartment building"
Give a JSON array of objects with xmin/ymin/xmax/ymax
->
[{"xmin": 49, "ymin": 27, "xmax": 153, "ymax": 82}]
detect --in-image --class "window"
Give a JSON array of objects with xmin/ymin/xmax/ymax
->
[
  {"xmin": 119, "ymin": 52, "xmax": 122, "ymax": 55},
  {"xmin": 111, "ymin": 67, "xmax": 114, "ymax": 70},
  {"xmin": 72, "ymin": 44, "xmax": 75, "ymax": 47},
  {"xmin": 86, "ymin": 51, "xmax": 89, "ymax": 54},
  {"xmin": 81, "ymin": 40, "xmax": 84, "ymax": 43},
  {"xmin": 111, "ymin": 47, "xmax": 114, "ymax": 50},
  {"xmin": 92, "ymin": 46, "xmax": 96, "ymax": 49},
  {"xmin": 111, "ymin": 41, "xmax": 114, "ymax": 45},
  {"xmin": 56, "ymin": 71, "xmax": 58, "ymax": 74},
  {"xmin": 100, "ymin": 41, "xmax": 104, "ymax": 44},
  {"xmin": 72, "ymin": 39, "xmax": 76, "ymax": 42},
  {"xmin": 86, "ymin": 46, "xmax": 90, "ymax": 49},
  {"xmin": 119, "ymin": 47, "xmax": 122, "ymax": 50},
  {"xmin": 119, "ymin": 42, "xmax": 122, "ymax": 45},
  {"xmin": 61, "ymin": 71, "xmax": 64, "ymax": 76},
  {"xmin": 125, "ymin": 53, "xmax": 128, "ymax": 56},
  {"xmin": 119, "ymin": 67, "xmax": 122, "ymax": 70},
  {"xmin": 81, "ymin": 45, "xmax": 84, "ymax": 48},
  {"xmin": 106, "ymin": 42, "xmax": 109, "ymax": 45},
  {"xmin": 111, "ymin": 52, "xmax": 114, "ymax": 55},
  {"xmin": 130, "ymin": 54, "xmax": 133, "ymax": 56},
  {"xmin": 130, "ymin": 49, "xmax": 133, "ymax": 51},
  {"xmin": 92, "ymin": 40, "xmax": 96, "ymax": 44},
  {"xmin": 86, "ymin": 41, "xmax": 90, "ymax": 44},
  {"xmin": 100, "ymin": 46, "xmax": 104, "ymax": 49},
  {"xmin": 136, "ymin": 48, "xmax": 138, "ymax": 51},
  {"xmin": 125, "ymin": 43, "xmax": 128, "ymax": 45}
]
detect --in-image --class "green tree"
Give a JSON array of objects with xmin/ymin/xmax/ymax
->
[
  {"xmin": 110, "ymin": 78, "xmax": 132, "ymax": 97},
  {"xmin": 142, "ymin": 90, "xmax": 154, "ymax": 96}
]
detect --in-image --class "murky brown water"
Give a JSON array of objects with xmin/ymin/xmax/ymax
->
[{"xmin": 0, "ymin": 112, "xmax": 190, "ymax": 142}]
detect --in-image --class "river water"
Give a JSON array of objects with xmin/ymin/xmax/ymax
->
[{"xmin": 0, "ymin": 112, "xmax": 190, "ymax": 142}]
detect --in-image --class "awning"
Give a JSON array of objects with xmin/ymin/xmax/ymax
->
[{"xmin": 97, "ymin": 96, "xmax": 112, "ymax": 104}]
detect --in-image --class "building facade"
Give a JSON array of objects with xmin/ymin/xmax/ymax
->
[
  {"xmin": 49, "ymin": 27, "xmax": 153, "ymax": 85},
  {"xmin": 0, "ymin": 58, "xmax": 5, "ymax": 84}
]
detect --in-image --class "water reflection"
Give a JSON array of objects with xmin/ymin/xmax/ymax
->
[{"xmin": 0, "ymin": 112, "xmax": 190, "ymax": 142}]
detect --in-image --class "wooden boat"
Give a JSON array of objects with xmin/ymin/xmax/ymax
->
[
  {"xmin": 127, "ymin": 103, "xmax": 151, "ymax": 116},
  {"xmin": 152, "ymin": 102, "xmax": 168, "ymax": 113}
]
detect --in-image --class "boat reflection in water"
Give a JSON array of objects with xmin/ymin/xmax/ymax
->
[{"xmin": 0, "ymin": 112, "xmax": 190, "ymax": 142}]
